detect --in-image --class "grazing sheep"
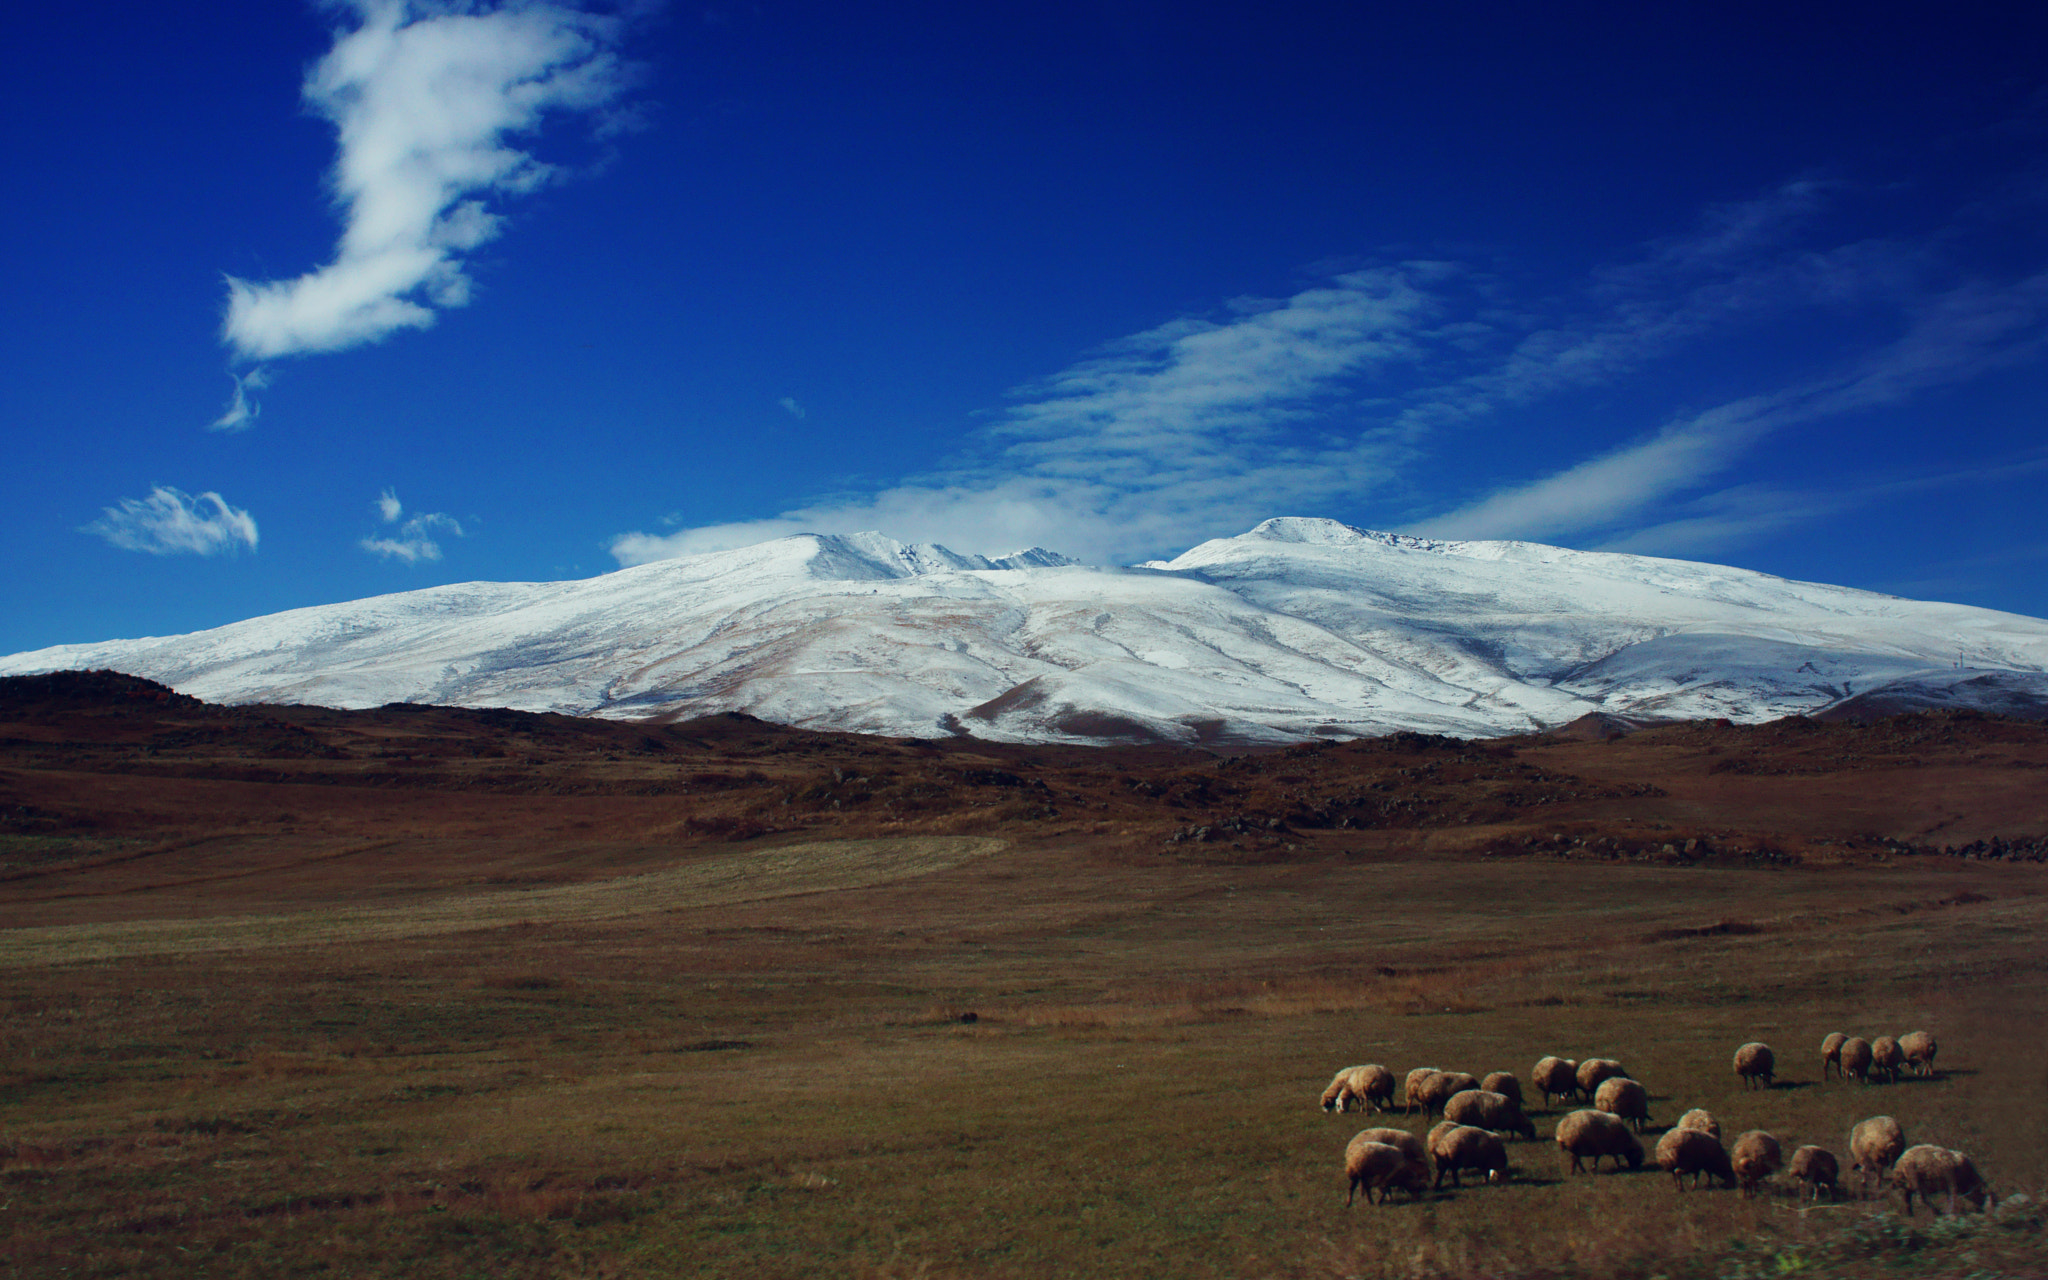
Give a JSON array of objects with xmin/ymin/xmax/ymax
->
[
  {"xmin": 1821, "ymin": 1031, "xmax": 1848, "ymax": 1080},
  {"xmin": 1533, "ymin": 1056, "xmax": 1581, "ymax": 1107},
  {"xmin": 1838, "ymin": 1036, "xmax": 1874, "ymax": 1084},
  {"xmin": 1731, "ymin": 1130, "xmax": 1783, "ymax": 1196},
  {"xmin": 1849, "ymin": 1116, "xmax": 1908, "ymax": 1196},
  {"xmin": 1345, "ymin": 1136, "xmax": 1429, "ymax": 1206},
  {"xmin": 1576, "ymin": 1058, "xmax": 1628, "ymax": 1098},
  {"xmin": 1322, "ymin": 1064, "xmax": 1395, "ymax": 1113},
  {"xmin": 1430, "ymin": 1123, "xmax": 1509, "ymax": 1188},
  {"xmin": 1891, "ymin": 1144, "xmax": 1992, "ymax": 1217},
  {"xmin": 1480, "ymin": 1071, "xmax": 1524, "ymax": 1110},
  {"xmin": 1655, "ymin": 1127, "xmax": 1735, "ymax": 1190},
  {"xmin": 1443, "ymin": 1088, "xmax": 1537, "ymax": 1140},
  {"xmin": 1899, "ymin": 1030, "xmax": 1938, "ymax": 1078},
  {"xmin": 1870, "ymin": 1035, "xmax": 1905, "ymax": 1084},
  {"xmin": 1733, "ymin": 1041, "xmax": 1775, "ymax": 1090},
  {"xmin": 1353, "ymin": 1126, "xmax": 1429, "ymax": 1167},
  {"xmin": 1555, "ymin": 1109, "xmax": 1644, "ymax": 1175},
  {"xmin": 1788, "ymin": 1145, "xmax": 1840, "ymax": 1201},
  {"xmin": 1593, "ymin": 1077, "xmax": 1652, "ymax": 1134},
  {"xmin": 1677, "ymin": 1109, "xmax": 1722, "ymax": 1142},
  {"xmin": 1412, "ymin": 1070, "xmax": 1481, "ymax": 1117},
  {"xmin": 1404, "ymin": 1067, "xmax": 1444, "ymax": 1115}
]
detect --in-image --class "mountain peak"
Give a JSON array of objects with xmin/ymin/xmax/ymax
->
[{"xmin": 1242, "ymin": 517, "xmax": 1454, "ymax": 553}]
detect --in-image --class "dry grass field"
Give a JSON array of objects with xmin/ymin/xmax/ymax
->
[{"xmin": 3, "ymin": 671, "xmax": 2046, "ymax": 1278}]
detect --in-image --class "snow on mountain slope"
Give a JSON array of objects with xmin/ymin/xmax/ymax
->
[{"xmin": 5, "ymin": 519, "xmax": 2046, "ymax": 743}]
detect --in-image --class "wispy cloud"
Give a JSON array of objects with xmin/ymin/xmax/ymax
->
[
  {"xmin": 614, "ymin": 175, "xmax": 2048, "ymax": 568},
  {"xmin": 209, "ymin": 367, "xmax": 271, "ymax": 432},
  {"xmin": 221, "ymin": 0, "xmax": 639, "ymax": 365},
  {"xmin": 778, "ymin": 396, "xmax": 806, "ymax": 420},
  {"xmin": 361, "ymin": 488, "xmax": 464, "ymax": 562},
  {"xmin": 85, "ymin": 487, "xmax": 259, "ymax": 556}
]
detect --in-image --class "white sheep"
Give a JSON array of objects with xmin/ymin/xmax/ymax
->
[
  {"xmin": 1593, "ymin": 1077, "xmax": 1652, "ymax": 1133},
  {"xmin": 1443, "ymin": 1088, "xmax": 1536, "ymax": 1140},
  {"xmin": 1480, "ymin": 1071, "xmax": 1523, "ymax": 1110},
  {"xmin": 1532, "ymin": 1056, "xmax": 1580, "ymax": 1107},
  {"xmin": 1838, "ymin": 1035, "xmax": 1874, "ymax": 1084},
  {"xmin": 1891, "ymin": 1144, "xmax": 1992, "ymax": 1216},
  {"xmin": 1575, "ymin": 1057, "xmax": 1628, "ymax": 1098},
  {"xmin": 1320, "ymin": 1064, "xmax": 1395, "ymax": 1113},
  {"xmin": 1676, "ymin": 1108, "xmax": 1721, "ymax": 1142},
  {"xmin": 1429, "ymin": 1123, "xmax": 1509, "ymax": 1188},
  {"xmin": 1554, "ymin": 1109, "xmax": 1643, "ymax": 1175},
  {"xmin": 1849, "ymin": 1115, "xmax": 1908, "ymax": 1197},
  {"xmin": 1820, "ymin": 1031, "xmax": 1847, "ymax": 1080},
  {"xmin": 1655, "ymin": 1127, "xmax": 1734, "ymax": 1190},
  {"xmin": 1899, "ymin": 1029, "xmax": 1938, "ymax": 1077},
  {"xmin": 1344, "ymin": 1135, "xmax": 1429, "ymax": 1206},
  {"xmin": 1732, "ymin": 1041, "xmax": 1774, "ymax": 1090},
  {"xmin": 1731, "ymin": 1130, "xmax": 1783, "ymax": 1197},
  {"xmin": 1788, "ymin": 1145, "xmax": 1840, "ymax": 1201},
  {"xmin": 1870, "ymin": 1034, "xmax": 1905, "ymax": 1084}
]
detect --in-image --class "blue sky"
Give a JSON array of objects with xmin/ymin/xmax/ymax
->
[{"xmin": 5, "ymin": 1, "xmax": 2047, "ymax": 657}]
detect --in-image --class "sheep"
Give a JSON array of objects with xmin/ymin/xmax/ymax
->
[
  {"xmin": 1733, "ymin": 1041, "xmax": 1775, "ymax": 1090},
  {"xmin": 1731, "ymin": 1130, "xmax": 1783, "ymax": 1197},
  {"xmin": 1593, "ymin": 1077, "xmax": 1652, "ymax": 1134},
  {"xmin": 1899, "ymin": 1029, "xmax": 1939, "ymax": 1078},
  {"xmin": 1891, "ymin": 1144, "xmax": 1992, "ymax": 1217},
  {"xmin": 1576, "ymin": 1058, "xmax": 1628, "ymax": 1098},
  {"xmin": 1532, "ymin": 1056, "xmax": 1581, "ymax": 1107},
  {"xmin": 1676, "ymin": 1108, "xmax": 1722, "ymax": 1142},
  {"xmin": 1480, "ymin": 1071, "xmax": 1524, "ymax": 1110},
  {"xmin": 1555, "ymin": 1109, "xmax": 1643, "ymax": 1175},
  {"xmin": 1321, "ymin": 1064, "xmax": 1395, "ymax": 1113},
  {"xmin": 1403, "ymin": 1067, "xmax": 1444, "ymax": 1115},
  {"xmin": 1443, "ymin": 1088, "xmax": 1537, "ymax": 1140},
  {"xmin": 1838, "ymin": 1035, "xmax": 1874, "ymax": 1084},
  {"xmin": 1820, "ymin": 1031, "xmax": 1848, "ymax": 1080},
  {"xmin": 1655, "ymin": 1127, "xmax": 1735, "ymax": 1190},
  {"xmin": 1788, "ymin": 1145, "xmax": 1840, "ymax": 1201},
  {"xmin": 1411, "ymin": 1070, "xmax": 1481, "ymax": 1118},
  {"xmin": 1870, "ymin": 1035, "xmax": 1905, "ymax": 1084},
  {"xmin": 1353, "ymin": 1126, "xmax": 1429, "ymax": 1166},
  {"xmin": 1345, "ymin": 1136, "xmax": 1429, "ymax": 1206},
  {"xmin": 1429, "ymin": 1123, "xmax": 1509, "ymax": 1188},
  {"xmin": 1849, "ymin": 1115, "xmax": 1908, "ymax": 1197}
]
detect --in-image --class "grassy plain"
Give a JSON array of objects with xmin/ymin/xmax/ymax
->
[{"xmin": 2, "ymin": 675, "xmax": 2046, "ymax": 1278}]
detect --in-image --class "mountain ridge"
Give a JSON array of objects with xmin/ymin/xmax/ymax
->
[{"xmin": 6, "ymin": 518, "xmax": 2046, "ymax": 744}]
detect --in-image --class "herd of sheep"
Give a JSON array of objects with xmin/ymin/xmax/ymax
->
[{"xmin": 1326, "ymin": 1030, "xmax": 1993, "ymax": 1217}]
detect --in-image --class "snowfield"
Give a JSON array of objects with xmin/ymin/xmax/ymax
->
[{"xmin": 7, "ymin": 518, "xmax": 2047, "ymax": 743}]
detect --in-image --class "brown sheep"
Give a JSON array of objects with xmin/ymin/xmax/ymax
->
[
  {"xmin": 1532, "ymin": 1056, "xmax": 1581, "ymax": 1107},
  {"xmin": 1655, "ymin": 1127, "xmax": 1735, "ymax": 1190},
  {"xmin": 1555, "ymin": 1109, "xmax": 1643, "ymax": 1175},
  {"xmin": 1576, "ymin": 1058, "xmax": 1628, "ymax": 1098},
  {"xmin": 1412, "ymin": 1070, "xmax": 1480, "ymax": 1117},
  {"xmin": 1870, "ymin": 1035, "xmax": 1905, "ymax": 1084},
  {"xmin": 1849, "ymin": 1115, "xmax": 1908, "ymax": 1196},
  {"xmin": 1731, "ymin": 1130, "xmax": 1783, "ymax": 1196},
  {"xmin": 1891, "ymin": 1144, "xmax": 1992, "ymax": 1217},
  {"xmin": 1480, "ymin": 1071, "xmax": 1524, "ymax": 1110},
  {"xmin": 1677, "ymin": 1108, "xmax": 1722, "ymax": 1142},
  {"xmin": 1353, "ymin": 1127, "xmax": 1429, "ymax": 1167},
  {"xmin": 1430, "ymin": 1123, "xmax": 1509, "ymax": 1188},
  {"xmin": 1321, "ymin": 1067, "xmax": 1363, "ymax": 1112},
  {"xmin": 1839, "ymin": 1036, "xmax": 1874, "ymax": 1084},
  {"xmin": 1788, "ymin": 1145, "xmax": 1840, "ymax": 1201},
  {"xmin": 1593, "ymin": 1077, "xmax": 1652, "ymax": 1133},
  {"xmin": 1899, "ymin": 1029, "xmax": 1938, "ymax": 1078},
  {"xmin": 1733, "ymin": 1041, "xmax": 1775, "ymax": 1090},
  {"xmin": 1345, "ymin": 1136, "xmax": 1429, "ymax": 1206},
  {"xmin": 1443, "ymin": 1088, "xmax": 1537, "ymax": 1140},
  {"xmin": 1820, "ymin": 1031, "xmax": 1847, "ymax": 1080}
]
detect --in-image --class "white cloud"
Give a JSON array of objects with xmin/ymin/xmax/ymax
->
[
  {"xmin": 362, "ymin": 489, "xmax": 464, "ymax": 562},
  {"xmin": 778, "ymin": 396, "xmax": 805, "ymax": 419},
  {"xmin": 209, "ymin": 367, "xmax": 271, "ymax": 432},
  {"xmin": 221, "ymin": 0, "xmax": 638, "ymax": 363},
  {"xmin": 85, "ymin": 487, "xmax": 259, "ymax": 556}
]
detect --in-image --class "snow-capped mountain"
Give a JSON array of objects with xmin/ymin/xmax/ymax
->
[{"xmin": 6, "ymin": 518, "xmax": 2047, "ymax": 744}]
